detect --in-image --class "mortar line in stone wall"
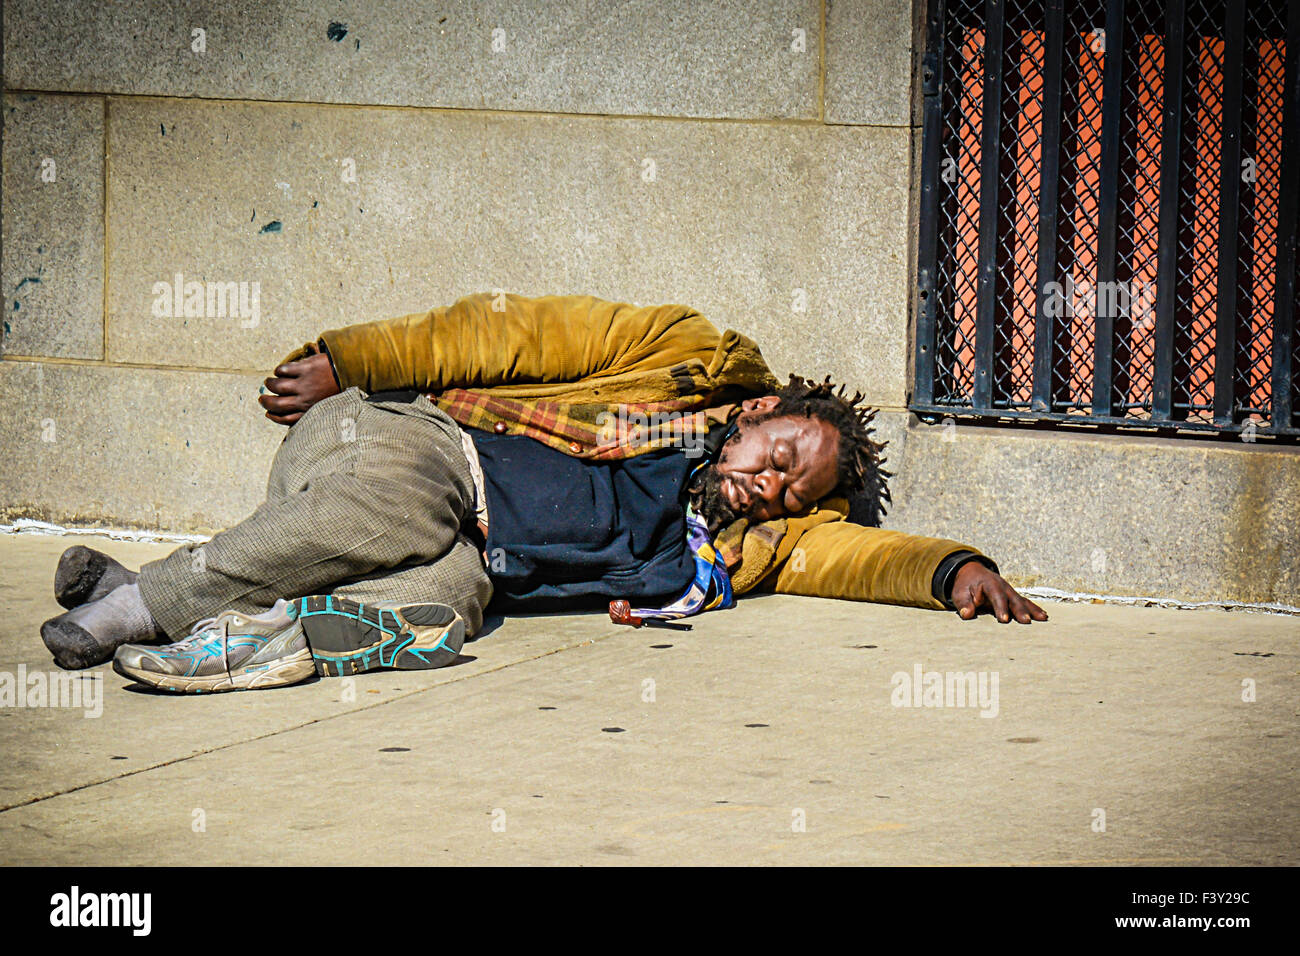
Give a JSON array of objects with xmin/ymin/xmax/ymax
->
[
  {"xmin": 101, "ymin": 95, "xmax": 110, "ymax": 364},
  {"xmin": 819, "ymin": 120, "xmax": 913, "ymax": 130},
  {"xmin": 0, "ymin": 355, "xmax": 918, "ymax": 411},
  {"xmin": 819, "ymin": 0, "xmax": 827, "ymax": 123},
  {"xmin": 10, "ymin": 86, "xmax": 908, "ymax": 129},
  {"xmin": 0, "ymin": 355, "xmax": 916, "ymax": 414},
  {"xmin": 4, "ymin": 88, "xmax": 834, "ymax": 129},
  {"xmin": 0, "ymin": 354, "xmax": 269, "ymax": 376}
]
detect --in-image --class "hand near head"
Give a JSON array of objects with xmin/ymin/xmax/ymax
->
[
  {"xmin": 952, "ymin": 561, "xmax": 1048, "ymax": 624},
  {"xmin": 259, "ymin": 349, "xmax": 341, "ymax": 426}
]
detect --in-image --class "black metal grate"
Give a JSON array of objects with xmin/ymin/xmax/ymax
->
[
  {"xmin": 1113, "ymin": 1, "xmax": 1165, "ymax": 415},
  {"xmin": 914, "ymin": 0, "xmax": 1300, "ymax": 438},
  {"xmin": 932, "ymin": 0, "xmax": 987, "ymax": 406}
]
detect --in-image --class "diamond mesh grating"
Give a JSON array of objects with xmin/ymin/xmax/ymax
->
[
  {"xmin": 1113, "ymin": 3, "xmax": 1165, "ymax": 416},
  {"xmin": 922, "ymin": 0, "xmax": 1295, "ymax": 436},
  {"xmin": 982, "ymin": 0, "xmax": 1046, "ymax": 409},
  {"xmin": 1172, "ymin": 0, "xmax": 1225, "ymax": 421},
  {"xmin": 1054, "ymin": 0, "xmax": 1107, "ymax": 413},
  {"xmin": 1235, "ymin": 2, "xmax": 1285, "ymax": 420},
  {"xmin": 934, "ymin": 0, "xmax": 988, "ymax": 407}
]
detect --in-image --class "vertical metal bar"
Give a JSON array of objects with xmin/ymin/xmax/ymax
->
[
  {"xmin": 914, "ymin": 0, "xmax": 949, "ymax": 408},
  {"xmin": 973, "ymin": 0, "xmax": 1007, "ymax": 410},
  {"xmin": 1271, "ymin": 0, "xmax": 1300, "ymax": 432},
  {"xmin": 1153, "ymin": 0, "xmax": 1186, "ymax": 420},
  {"xmin": 1212, "ymin": 0, "xmax": 1246, "ymax": 424},
  {"xmin": 1032, "ymin": 0, "xmax": 1067, "ymax": 413},
  {"xmin": 1092, "ymin": 0, "xmax": 1126, "ymax": 416}
]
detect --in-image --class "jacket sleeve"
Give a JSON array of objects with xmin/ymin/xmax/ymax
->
[
  {"xmin": 296, "ymin": 292, "xmax": 723, "ymax": 394},
  {"xmin": 758, "ymin": 521, "xmax": 989, "ymax": 610}
]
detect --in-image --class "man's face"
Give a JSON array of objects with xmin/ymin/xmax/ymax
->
[{"xmin": 691, "ymin": 396, "xmax": 841, "ymax": 531}]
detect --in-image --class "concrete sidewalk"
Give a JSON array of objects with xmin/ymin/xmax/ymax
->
[{"xmin": 0, "ymin": 532, "xmax": 1296, "ymax": 866}]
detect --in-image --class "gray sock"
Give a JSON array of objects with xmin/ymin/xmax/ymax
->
[
  {"xmin": 54, "ymin": 545, "xmax": 139, "ymax": 609},
  {"xmin": 41, "ymin": 583, "xmax": 164, "ymax": 670}
]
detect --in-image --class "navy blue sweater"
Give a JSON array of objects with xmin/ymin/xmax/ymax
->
[{"xmin": 469, "ymin": 430, "xmax": 708, "ymax": 611}]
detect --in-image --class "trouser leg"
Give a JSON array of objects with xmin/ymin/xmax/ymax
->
[{"xmin": 137, "ymin": 388, "xmax": 489, "ymax": 638}]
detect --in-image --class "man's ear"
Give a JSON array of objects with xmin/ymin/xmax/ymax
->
[{"xmin": 740, "ymin": 395, "xmax": 780, "ymax": 415}]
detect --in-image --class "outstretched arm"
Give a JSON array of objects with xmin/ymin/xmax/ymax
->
[{"xmin": 759, "ymin": 520, "xmax": 1047, "ymax": 623}]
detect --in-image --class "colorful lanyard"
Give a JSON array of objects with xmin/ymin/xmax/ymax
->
[{"xmin": 622, "ymin": 440, "xmax": 737, "ymax": 624}]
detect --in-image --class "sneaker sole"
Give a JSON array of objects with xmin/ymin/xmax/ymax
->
[
  {"xmin": 111, "ymin": 646, "xmax": 316, "ymax": 694},
  {"xmin": 291, "ymin": 595, "xmax": 464, "ymax": 677}
]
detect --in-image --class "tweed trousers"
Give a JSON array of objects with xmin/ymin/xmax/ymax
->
[{"xmin": 137, "ymin": 388, "xmax": 493, "ymax": 640}]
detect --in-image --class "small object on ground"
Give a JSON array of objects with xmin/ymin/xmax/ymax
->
[{"xmin": 608, "ymin": 599, "xmax": 692, "ymax": 631}]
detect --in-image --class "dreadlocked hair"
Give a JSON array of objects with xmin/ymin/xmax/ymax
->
[{"xmin": 771, "ymin": 374, "xmax": 893, "ymax": 527}]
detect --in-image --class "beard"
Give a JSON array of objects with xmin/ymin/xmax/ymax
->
[
  {"xmin": 687, "ymin": 462, "xmax": 744, "ymax": 535},
  {"xmin": 687, "ymin": 412, "xmax": 778, "ymax": 535}
]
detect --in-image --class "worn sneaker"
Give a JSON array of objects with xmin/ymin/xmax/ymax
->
[
  {"xmin": 112, "ymin": 599, "xmax": 313, "ymax": 693},
  {"xmin": 112, "ymin": 596, "xmax": 464, "ymax": 693},
  {"xmin": 295, "ymin": 595, "xmax": 464, "ymax": 677}
]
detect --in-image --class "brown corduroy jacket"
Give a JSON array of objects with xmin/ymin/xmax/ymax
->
[{"xmin": 284, "ymin": 292, "xmax": 989, "ymax": 610}]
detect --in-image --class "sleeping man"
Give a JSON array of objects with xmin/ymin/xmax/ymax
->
[{"xmin": 41, "ymin": 293, "xmax": 1046, "ymax": 693}]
